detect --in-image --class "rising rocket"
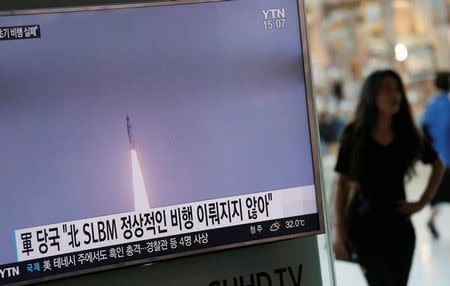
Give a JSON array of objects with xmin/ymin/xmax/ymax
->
[{"xmin": 126, "ymin": 116, "xmax": 135, "ymax": 149}]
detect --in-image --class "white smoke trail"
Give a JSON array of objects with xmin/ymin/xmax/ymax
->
[{"xmin": 131, "ymin": 149, "xmax": 150, "ymax": 211}]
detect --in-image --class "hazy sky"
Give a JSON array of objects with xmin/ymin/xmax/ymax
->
[{"xmin": 0, "ymin": 0, "xmax": 315, "ymax": 263}]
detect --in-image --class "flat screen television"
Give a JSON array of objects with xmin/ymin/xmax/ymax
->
[{"xmin": 0, "ymin": 0, "xmax": 325, "ymax": 284}]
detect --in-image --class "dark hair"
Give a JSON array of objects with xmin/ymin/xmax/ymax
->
[
  {"xmin": 332, "ymin": 81, "xmax": 344, "ymax": 100},
  {"xmin": 349, "ymin": 70, "xmax": 422, "ymax": 179},
  {"xmin": 435, "ymin": 71, "xmax": 450, "ymax": 92}
]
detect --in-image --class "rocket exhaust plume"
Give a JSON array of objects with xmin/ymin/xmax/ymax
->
[{"xmin": 127, "ymin": 116, "xmax": 150, "ymax": 211}]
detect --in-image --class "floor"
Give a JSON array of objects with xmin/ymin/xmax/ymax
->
[{"xmin": 320, "ymin": 155, "xmax": 450, "ymax": 286}]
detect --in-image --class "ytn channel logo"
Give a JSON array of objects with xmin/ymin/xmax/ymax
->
[
  {"xmin": 262, "ymin": 8, "xmax": 286, "ymax": 30},
  {"xmin": 0, "ymin": 266, "xmax": 20, "ymax": 279}
]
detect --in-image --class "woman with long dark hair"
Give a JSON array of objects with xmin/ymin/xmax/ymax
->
[{"xmin": 332, "ymin": 70, "xmax": 445, "ymax": 286}]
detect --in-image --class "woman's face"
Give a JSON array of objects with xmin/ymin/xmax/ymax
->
[{"xmin": 376, "ymin": 76, "xmax": 402, "ymax": 116}]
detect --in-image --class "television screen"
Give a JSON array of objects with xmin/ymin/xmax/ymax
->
[{"xmin": 0, "ymin": 0, "xmax": 324, "ymax": 284}]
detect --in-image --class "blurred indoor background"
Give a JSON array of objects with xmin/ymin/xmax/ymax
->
[{"xmin": 306, "ymin": 1, "xmax": 450, "ymax": 285}]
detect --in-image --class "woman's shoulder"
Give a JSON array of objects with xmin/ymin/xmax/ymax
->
[
  {"xmin": 341, "ymin": 122, "xmax": 356, "ymax": 140},
  {"xmin": 335, "ymin": 123, "xmax": 357, "ymax": 150}
]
